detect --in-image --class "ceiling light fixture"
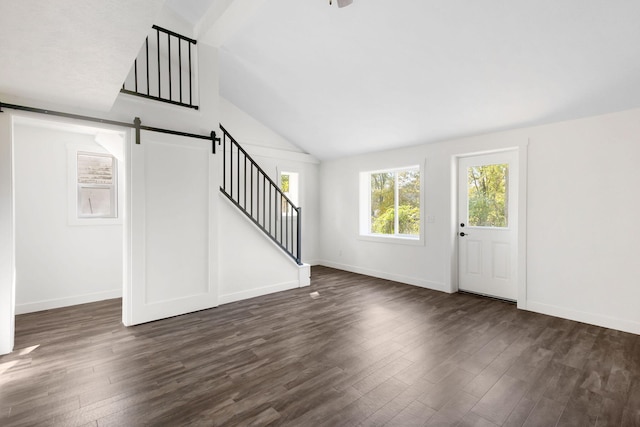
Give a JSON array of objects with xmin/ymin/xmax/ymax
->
[{"xmin": 329, "ymin": 0, "xmax": 353, "ymax": 7}]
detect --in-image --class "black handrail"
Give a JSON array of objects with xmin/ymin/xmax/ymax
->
[
  {"xmin": 121, "ymin": 25, "xmax": 199, "ymax": 110},
  {"xmin": 219, "ymin": 125, "xmax": 302, "ymax": 265}
]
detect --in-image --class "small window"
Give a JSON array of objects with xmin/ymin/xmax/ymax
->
[
  {"xmin": 360, "ymin": 166, "xmax": 421, "ymax": 239},
  {"xmin": 280, "ymin": 171, "xmax": 299, "ymax": 215},
  {"xmin": 77, "ymin": 152, "xmax": 117, "ymax": 218}
]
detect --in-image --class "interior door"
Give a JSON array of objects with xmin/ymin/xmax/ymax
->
[
  {"xmin": 124, "ymin": 131, "xmax": 218, "ymax": 325},
  {"xmin": 458, "ymin": 151, "xmax": 517, "ymax": 301}
]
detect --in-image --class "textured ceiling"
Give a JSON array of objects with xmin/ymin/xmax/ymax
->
[
  {"xmin": 0, "ymin": 0, "xmax": 165, "ymax": 111},
  {"xmin": 218, "ymin": 0, "xmax": 640, "ymax": 159}
]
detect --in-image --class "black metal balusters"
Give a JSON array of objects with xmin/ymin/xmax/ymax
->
[
  {"xmin": 219, "ymin": 126, "xmax": 302, "ymax": 265},
  {"xmin": 121, "ymin": 25, "xmax": 199, "ymax": 110}
]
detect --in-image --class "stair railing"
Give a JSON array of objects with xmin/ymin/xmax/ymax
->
[
  {"xmin": 121, "ymin": 25, "xmax": 199, "ymax": 110},
  {"xmin": 219, "ymin": 125, "xmax": 302, "ymax": 265}
]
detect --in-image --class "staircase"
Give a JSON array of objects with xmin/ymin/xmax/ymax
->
[{"xmin": 219, "ymin": 125, "xmax": 303, "ymax": 265}]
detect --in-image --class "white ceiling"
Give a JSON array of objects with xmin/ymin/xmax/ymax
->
[
  {"xmin": 164, "ymin": 0, "xmax": 216, "ymax": 26},
  {"xmin": 0, "ymin": 0, "xmax": 165, "ymax": 111},
  {"xmin": 217, "ymin": 0, "xmax": 640, "ymax": 159},
  {"xmin": 2, "ymin": 1, "xmax": 639, "ymax": 159}
]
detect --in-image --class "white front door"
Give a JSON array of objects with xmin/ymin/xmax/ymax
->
[
  {"xmin": 458, "ymin": 151, "xmax": 518, "ymax": 301},
  {"xmin": 124, "ymin": 132, "xmax": 218, "ymax": 326}
]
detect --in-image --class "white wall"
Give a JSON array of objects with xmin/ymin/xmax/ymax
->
[
  {"xmin": 13, "ymin": 123, "xmax": 123, "ymax": 314},
  {"xmin": 319, "ymin": 146, "xmax": 452, "ymax": 292},
  {"xmin": 218, "ymin": 198, "xmax": 304, "ymax": 303},
  {"xmin": 319, "ymin": 108, "xmax": 640, "ymax": 335},
  {"xmin": 524, "ymin": 109, "xmax": 640, "ymax": 333},
  {"xmin": 220, "ymin": 97, "xmax": 306, "ymax": 153}
]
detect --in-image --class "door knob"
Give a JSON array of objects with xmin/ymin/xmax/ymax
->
[
  {"xmin": 459, "ymin": 232, "xmax": 468, "ymax": 237},
  {"xmin": 460, "ymin": 223, "xmax": 465, "ymax": 227}
]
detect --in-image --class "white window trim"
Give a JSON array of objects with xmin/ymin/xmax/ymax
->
[
  {"xmin": 67, "ymin": 144, "xmax": 123, "ymax": 226},
  {"xmin": 359, "ymin": 163, "xmax": 425, "ymax": 245}
]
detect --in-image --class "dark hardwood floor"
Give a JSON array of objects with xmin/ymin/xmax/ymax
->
[{"xmin": 1, "ymin": 266, "xmax": 639, "ymax": 426}]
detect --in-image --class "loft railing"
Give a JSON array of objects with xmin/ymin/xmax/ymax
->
[
  {"xmin": 121, "ymin": 25, "xmax": 198, "ymax": 110},
  {"xmin": 219, "ymin": 125, "xmax": 302, "ymax": 265}
]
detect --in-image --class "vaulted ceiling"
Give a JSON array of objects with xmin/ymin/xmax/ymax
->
[
  {"xmin": 2, "ymin": 1, "xmax": 640, "ymax": 160},
  {"xmin": 215, "ymin": 0, "xmax": 640, "ymax": 159}
]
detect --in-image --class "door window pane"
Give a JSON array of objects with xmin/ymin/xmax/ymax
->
[{"xmin": 467, "ymin": 163, "xmax": 508, "ymax": 227}]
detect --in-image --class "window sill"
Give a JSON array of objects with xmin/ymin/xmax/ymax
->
[{"xmin": 358, "ymin": 234, "xmax": 424, "ymax": 246}]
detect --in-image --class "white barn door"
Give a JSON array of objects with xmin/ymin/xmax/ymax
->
[{"xmin": 124, "ymin": 131, "xmax": 218, "ymax": 326}]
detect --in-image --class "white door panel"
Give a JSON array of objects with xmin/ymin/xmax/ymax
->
[
  {"xmin": 458, "ymin": 151, "xmax": 517, "ymax": 301},
  {"xmin": 465, "ymin": 239, "xmax": 482, "ymax": 276},
  {"xmin": 492, "ymin": 241, "xmax": 510, "ymax": 280},
  {"xmin": 124, "ymin": 132, "xmax": 217, "ymax": 326}
]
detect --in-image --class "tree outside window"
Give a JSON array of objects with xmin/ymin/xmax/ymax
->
[
  {"xmin": 467, "ymin": 164, "xmax": 508, "ymax": 227},
  {"xmin": 368, "ymin": 167, "xmax": 420, "ymax": 237},
  {"xmin": 280, "ymin": 171, "xmax": 299, "ymax": 216}
]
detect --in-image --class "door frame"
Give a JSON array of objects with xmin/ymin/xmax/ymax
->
[{"xmin": 451, "ymin": 143, "xmax": 528, "ymax": 309}]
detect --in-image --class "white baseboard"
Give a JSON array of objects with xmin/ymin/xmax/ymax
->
[
  {"xmin": 318, "ymin": 260, "xmax": 449, "ymax": 293},
  {"xmin": 16, "ymin": 288, "xmax": 123, "ymax": 314},
  {"xmin": 219, "ymin": 280, "xmax": 300, "ymax": 305},
  {"xmin": 526, "ymin": 300, "xmax": 640, "ymax": 335}
]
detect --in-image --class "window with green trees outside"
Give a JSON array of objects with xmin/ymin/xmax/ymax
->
[
  {"xmin": 467, "ymin": 163, "xmax": 508, "ymax": 227},
  {"xmin": 367, "ymin": 166, "xmax": 420, "ymax": 237}
]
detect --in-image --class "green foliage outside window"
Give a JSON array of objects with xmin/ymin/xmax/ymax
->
[
  {"xmin": 281, "ymin": 174, "xmax": 290, "ymax": 193},
  {"xmin": 370, "ymin": 169, "xmax": 420, "ymax": 236},
  {"xmin": 467, "ymin": 164, "xmax": 508, "ymax": 227}
]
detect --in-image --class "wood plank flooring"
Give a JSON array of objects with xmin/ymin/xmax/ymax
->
[{"xmin": 1, "ymin": 266, "xmax": 639, "ymax": 426}]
